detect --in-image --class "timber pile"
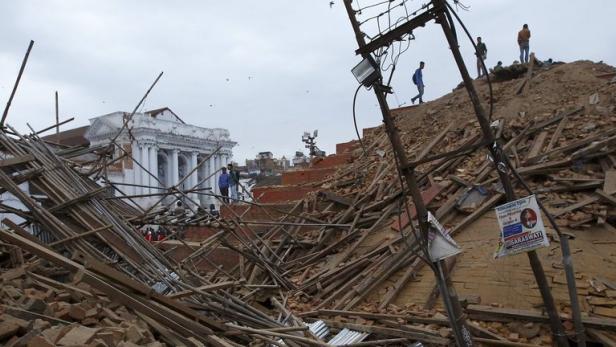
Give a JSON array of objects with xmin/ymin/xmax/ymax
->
[
  {"xmin": 211, "ymin": 60, "xmax": 616, "ymax": 344},
  {"xmin": 1, "ymin": 60, "xmax": 616, "ymax": 346},
  {"xmin": 0, "ymin": 128, "xmax": 325, "ymax": 346}
]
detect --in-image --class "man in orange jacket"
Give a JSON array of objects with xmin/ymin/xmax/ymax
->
[{"xmin": 518, "ymin": 24, "xmax": 531, "ymax": 63}]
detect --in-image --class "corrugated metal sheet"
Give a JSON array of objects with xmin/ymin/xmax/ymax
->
[
  {"xmin": 328, "ymin": 328, "xmax": 369, "ymax": 345},
  {"xmin": 307, "ymin": 320, "xmax": 330, "ymax": 340}
]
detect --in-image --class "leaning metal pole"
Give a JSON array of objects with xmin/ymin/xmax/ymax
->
[
  {"xmin": 342, "ymin": 1, "xmax": 474, "ymax": 346},
  {"xmin": 433, "ymin": 1, "xmax": 569, "ymax": 345}
]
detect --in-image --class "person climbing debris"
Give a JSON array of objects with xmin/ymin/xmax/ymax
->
[
  {"xmin": 518, "ymin": 24, "xmax": 531, "ymax": 64},
  {"xmin": 476, "ymin": 36, "xmax": 488, "ymax": 78},
  {"xmin": 411, "ymin": 61, "xmax": 425, "ymax": 104}
]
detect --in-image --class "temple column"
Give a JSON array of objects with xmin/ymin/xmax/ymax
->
[
  {"xmin": 171, "ymin": 149, "xmax": 179, "ymax": 187},
  {"xmin": 132, "ymin": 142, "xmax": 141, "ymax": 196},
  {"xmin": 198, "ymin": 155, "xmax": 207, "ymax": 206},
  {"xmin": 149, "ymin": 145, "xmax": 158, "ymax": 195},
  {"xmin": 215, "ymin": 154, "xmax": 221, "ymax": 194},
  {"xmin": 141, "ymin": 144, "xmax": 150, "ymax": 196},
  {"xmin": 208, "ymin": 154, "xmax": 217, "ymax": 198},
  {"xmin": 190, "ymin": 152, "xmax": 199, "ymax": 204}
]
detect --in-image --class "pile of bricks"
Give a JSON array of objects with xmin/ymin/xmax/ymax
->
[{"xmin": 0, "ymin": 267, "xmax": 164, "ymax": 347}]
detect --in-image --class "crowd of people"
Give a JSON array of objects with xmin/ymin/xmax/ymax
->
[
  {"xmin": 411, "ymin": 24, "xmax": 532, "ymax": 104},
  {"xmin": 141, "ymin": 226, "xmax": 169, "ymax": 242}
]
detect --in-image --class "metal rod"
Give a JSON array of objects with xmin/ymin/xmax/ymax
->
[{"xmin": 1, "ymin": 40, "xmax": 34, "ymax": 127}]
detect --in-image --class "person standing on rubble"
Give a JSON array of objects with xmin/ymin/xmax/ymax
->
[
  {"xmin": 476, "ymin": 37, "xmax": 488, "ymax": 78},
  {"xmin": 518, "ymin": 24, "xmax": 531, "ymax": 64},
  {"xmin": 411, "ymin": 61, "xmax": 425, "ymax": 104},
  {"xmin": 218, "ymin": 167, "xmax": 230, "ymax": 203},
  {"xmin": 227, "ymin": 163, "xmax": 240, "ymax": 203}
]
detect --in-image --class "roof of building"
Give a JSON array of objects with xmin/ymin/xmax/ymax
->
[
  {"xmin": 144, "ymin": 107, "xmax": 185, "ymax": 124},
  {"xmin": 41, "ymin": 125, "xmax": 91, "ymax": 147}
]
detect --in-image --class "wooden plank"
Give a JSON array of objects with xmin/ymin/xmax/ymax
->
[
  {"xmin": 379, "ymin": 257, "xmax": 423, "ymax": 309},
  {"xmin": 473, "ymin": 337, "xmax": 544, "ymax": 347},
  {"xmin": 48, "ymin": 186, "xmax": 108, "ymax": 212},
  {"xmin": 305, "ymin": 309, "xmax": 450, "ymax": 326},
  {"xmin": 535, "ymin": 181, "xmax": 602, "ymax": 194},
  {"xmin": 390, "ymin": 183, "xmax": 445, "ymax": 232},
  {"xmin": 467, "ymin": 322, "xmax": 508, "ymax": 341},
  {"xmin": 596, "ymin": 189, "xmax": 616, "ymax": 206},
  {"xmin": 587, "ymin": 328, "xmax": 616, "ymax": 346},
  {"xmin": 449, "ymin": 193, "xmax": 503, "ymax": 236},
  {"xmin": 318, "ymin": 319, "xmax": 450, "ymax": 345},
  {"xmin": 516, "ymin": 53, "xmax": 536, "ymax": 95},
  {"xmin": 167, "ymin": 281, "xmax": 238, "ymax": 299},
  {"xmin": 416, "ymin": 122, "xmax": 455, "ymax": 161},
  {"xmin": 517, "ymin": 158, "xmax": 572, "ymax": 176},
  {"xmin": 536, "ymin": 128, "xmax": 616, "ymax": 162},
  {"xmin": 0, "ymin": 154, "xmax": 34, "ymax": 167},
  {"xmin": 525, "ymin": 131, "xmax": 548, "ymax": 162},
  {"xmin": 527, "ymin": 106, "xmax": 583, "ymax": 134},
  {"xmin": 0, "ymin": 304, "xmax": 71, "ymax": 326},
  {"xmin": 317, "ymin": 191, "xmax": 353, "ymax": 207},
  {"xmin": 551, "ymin": 195, "xmax": 600, "ymax": 217},
  {"xmin": 467, "ymin": 305, "xmax": 616, "ymax": 331},
  {"xmin": 545, "ymin": 115, "xmax": 569, "ymax": 152},
  {"xmin": 605, "ymin": 170, "xmax": 616, "ymax": 195}
]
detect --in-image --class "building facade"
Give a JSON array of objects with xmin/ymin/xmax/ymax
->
[
  {"xmin": 245, "ymin": 152, "xmax": 290, "ymax": 176},
  {"xmin": 85, "ymin": 108, "xmax": 236, "ymax": 208}
]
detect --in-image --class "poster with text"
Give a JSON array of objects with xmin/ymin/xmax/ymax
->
[
  {"xmin": 427, "ymin": 212, "xmax": 461, "ymax": 261},
  {"xmin": 494, "ymin": 195, "xmax": 549, "ymax": 258}
]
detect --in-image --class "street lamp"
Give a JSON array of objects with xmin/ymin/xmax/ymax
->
[{"xmin": 351, "ymin": 56, "xmax": 380, "ymax": 86}]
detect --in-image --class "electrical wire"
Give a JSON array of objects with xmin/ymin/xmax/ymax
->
[
  {"xmin": 391, "ymin": 140, "xmax": 435, "ymax": 269},
  {"xmin": 352, "ymin": 84, "xmax": 368, "ymax": 156},
  {"xmin": 445, "ymin": 0, "xmax": 494, "ymax": 121}
]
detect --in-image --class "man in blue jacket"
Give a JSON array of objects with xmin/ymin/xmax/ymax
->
[
  {"xmin": 411, "ymin": 61, "xmax": 425, "ymax": 104},
  {"xmin": 218, "ymin": 167, "xmax": 230, "ymax": 203}
]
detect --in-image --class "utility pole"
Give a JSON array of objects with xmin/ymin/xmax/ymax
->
[
  {"xmin": 343, "ymin": 1, "xmax": 474, "ymax": 346},
  {"xmin": 432, "ymin": 1, "xmax": 568, "ymax": 345},
  {"xmin": 343, "ymin": 0, "xmax": 570, "ymax": 345},
  {"xmin": 55, "ymin": 91, "xmax": 59, "ymax": 135}
]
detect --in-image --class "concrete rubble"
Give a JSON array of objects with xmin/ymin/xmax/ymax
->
[{"xmin": 1, "ymin": 57, "xmax": 616, "ymax": 346}]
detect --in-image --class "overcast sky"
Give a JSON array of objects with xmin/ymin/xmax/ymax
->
[{"xmin": 1, "ymin": 1, "xmax": 614, "ymax": 163}]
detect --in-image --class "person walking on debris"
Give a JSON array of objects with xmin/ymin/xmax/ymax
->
[
  {"xmin": 227, "ymin": 163, "xmax": 240, "ymax": 203},
  {"xmin": 518, "ymin": 24, "xmax": 531, "ymax": 64},
  {"xmin": 476, "ymin": 36, "xmax": 488, "ymax": 78},
  {"xmin": 218, "ymin": 167, "xmax": 230, "ymax": 203},
  {"xmin": 411, "ymin": 61, "xmax": 425, "ymax": 104}
]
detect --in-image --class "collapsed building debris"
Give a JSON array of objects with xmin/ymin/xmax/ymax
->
[{"xmin": 1, "ymin": 14, "xmax": 616, "ymax": 347}]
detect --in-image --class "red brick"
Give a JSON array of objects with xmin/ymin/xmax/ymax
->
[
  {"xmin": 336, "ymin": 140, "xmax": 360, "ymax": 155},
  {"xmin": 281, "ymin": 168, "xmax": 336, "ymax": 185},
  {"xmin": 311, "ymin": 153, "xmax": 353, "ymax": 169},
  {"xmin": 166, "ymin": 245, "xmax": 238, "ymax": 271},
  {"xmin": 183, "ymin": 226, "xmax": 219, "ymax": 241},
  {"xmin": 390, "ymin": 183, "xmax": 445, "ymax": 232},
  {"xmin": 219, "ymin": 204, "xmax": 296, "ymax": 220},
  {"xmin": 362, "ymin": 126, "xmax": 381, "ymax": 138},
  {"xmin": 252, "ymin": 186, "xmax": 318, "ymax": 203}
]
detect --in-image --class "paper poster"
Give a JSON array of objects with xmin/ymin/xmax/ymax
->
[
  {"xmin": 427, "ymin": 212, "xmax": 461, "ymax": 261},
  {"xmin": 494, "ymin": 195, "xmax": 549, "ymax": 258}
]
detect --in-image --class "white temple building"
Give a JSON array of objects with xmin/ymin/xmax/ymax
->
[{"xmin": 66, "ymin": 107, "xmax": 235, "ymax": 208}]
